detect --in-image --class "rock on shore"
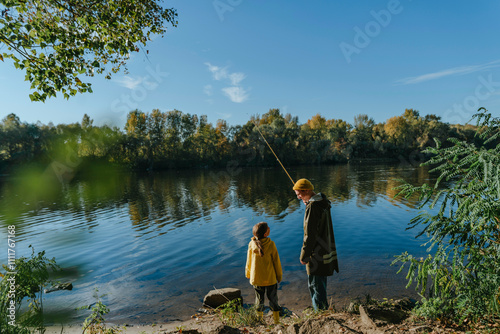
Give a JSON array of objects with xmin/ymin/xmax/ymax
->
[{"xmin": 203, "ymin": 288, "xmax": 242, "ymax": 309}]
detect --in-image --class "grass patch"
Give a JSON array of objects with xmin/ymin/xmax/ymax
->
[{"xmin": 215, "ymin": 299, "xmax": 263, "ymax": 327}]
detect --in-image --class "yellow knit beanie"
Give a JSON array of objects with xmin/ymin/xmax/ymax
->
[{"xmin": 293, "ymin": 178, "xmax": 314, "ymax": 191}]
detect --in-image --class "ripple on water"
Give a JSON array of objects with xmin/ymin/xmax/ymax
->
[{"xmin": 0, "ymin": 164, "xmax": 434, "ymax": 323}]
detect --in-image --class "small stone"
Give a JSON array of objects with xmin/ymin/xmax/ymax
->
[{"xmin": 44, "ymin": 282, "xmax": 73, "ymax": 293}]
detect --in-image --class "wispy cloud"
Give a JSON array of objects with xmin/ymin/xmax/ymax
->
[
  {"xmin": 113, "ymin": 76, "xmax": 144, "ymax": 90},
  {"xmin": 222, "ymin": 86, "xmax": 249, "ymax": 103},
  {"xmin": 205, "ymin": 62, "xmax": 249, "ymax": 103},
  {"xmin": 229, "ymin": 72, "xmax": 246, "ymax": 85},
  {"xmin": 206, "ymin": 63, "xmax": 228, "ymax": 81},
  {"xmin": 396, "ymin": 59, "xmax": 500, "ymax": 85},
  {"xmin": 203, "ymin": 84, "xmax": 213, "ymax": 96}
]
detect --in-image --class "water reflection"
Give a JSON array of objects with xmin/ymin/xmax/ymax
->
[
  {"xmin": 0, "ymin": 162, "xmax": 437, "ymax": 323},
  {"xmin": 0, "ymin": 162, "xmax": 434, "ymax": 235}
]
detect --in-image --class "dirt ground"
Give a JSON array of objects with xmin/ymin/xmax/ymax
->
[
  {"xmin": 43, "ymin": 299, "xmax": 500, "ymax": 334},
  {"xmin": 154, "ymin": 308, "xmax": 492, "ymax": 334}
]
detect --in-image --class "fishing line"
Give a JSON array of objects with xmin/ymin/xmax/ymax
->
[{"xmin": 252, "ymin": 119, "xmax": 295, "ymax": 185}]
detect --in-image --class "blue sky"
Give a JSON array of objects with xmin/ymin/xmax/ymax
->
[{"xmin": 2, "ymin": 0, "xmax": 500, "ymax": 128}]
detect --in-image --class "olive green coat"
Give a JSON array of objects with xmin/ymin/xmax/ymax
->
[{"xmin": 300, "ymin": 193, "xmax": 339, "ymax": 276}]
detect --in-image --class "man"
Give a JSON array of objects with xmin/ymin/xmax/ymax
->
[{"xmin": 293, "ymin": 178, "xmax": 339, "ymax": 310}]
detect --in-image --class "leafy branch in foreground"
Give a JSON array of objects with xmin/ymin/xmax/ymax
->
[
  {"xmin": 0, "ymin": 0, "xmax": 177, "ymax": 101},
  {"xmin": 78, "ymin": 288, "xmax": 121, "ymax": 334},
  {"xmin": 0, "ymin": 245, "xmax": 60, "ymax": 333},
  {"xmin": 392, "ymin": 108, "xmax": 500, "ymax": 325}
]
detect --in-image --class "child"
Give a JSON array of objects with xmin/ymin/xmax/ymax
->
[{"xmin": 245, "ymin": 222, "xmax": 283, "ymax": 324}]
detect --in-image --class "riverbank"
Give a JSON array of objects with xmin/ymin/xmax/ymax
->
[
  {"xmin": 44, "ymin": 320, "xmax": 196, "ymax": 334},
  {"xmin": 40, "ymin": 296, "xmax": 495, "ymax": 334},
  {"xmin": 42, "ymin": 304, "xmax": 484, "ymax": 334}
]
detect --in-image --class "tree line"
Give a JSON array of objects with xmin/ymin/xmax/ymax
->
[{"xmin": 0, "ymin": 108, "xmax": 483, "ymax": 173}]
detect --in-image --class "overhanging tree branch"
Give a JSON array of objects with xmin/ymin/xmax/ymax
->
[{"xmin": 0, "ymin": 0, "xmax": 177, "ymax": 102}]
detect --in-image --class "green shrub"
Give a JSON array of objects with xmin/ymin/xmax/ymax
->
[
  {"xmin": 79, "ymin": 289, "xmax": 121, "ymax": 334},
  {"xmin": 0, "ymin": 246, "xmax": 59, "ymax": 333},
  {"xmin": 393, "ymin": 108, "xmax": 500, "ymax": 325},
  {"xmin": 412, "ymin": 296, "xmax": 454, "ymax": 321}
]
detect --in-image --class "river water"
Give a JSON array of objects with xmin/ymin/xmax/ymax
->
[{"xmin": 0, "ymin": 162, "xmax": 435, "ymax": 324}]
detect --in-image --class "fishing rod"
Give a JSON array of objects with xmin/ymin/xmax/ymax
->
[{"xmin": 252, "ymin": 119, "xmax": 295, "ymax": 185}]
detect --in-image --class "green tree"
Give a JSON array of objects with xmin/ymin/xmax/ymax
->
[
  {"xmin": 371, "ymin": 122, "xmax": 387, "ymax": 154},
  {"xmin": 384, "ymin": 110, "xmax": 417, "ymax": 152},
  {"xmin": 384, "ymin": 109, "xmax": 421, "ymax": 151},
  {"xmin": 164, "ymin": 109, "xmax": 183, "ymax": 162},
  {"xmin": 418, "ymin": 114, "xmax": 450, "ymax": 150},
  {"xmin": 0, "ymin": 113, "xmax": 22, "ymax": 160},
  {"xmin": 282, "ymin": 113, "xmax": 300, "ymax": 164},
  {"xmin": 394, "ymin": 109, "xmax": 500, "ymax": 325},
  {"xmin": 214, "ymin": 120, "xmax": 231, "ymax": 164},
  {"xmin": 0, "ymin": 113, "xmax": 44, "ymax": 163},
  {"xmin": 81, "ymin": 113, "xmax": 93, "ymax": 130},
  {"xmin": 0, "ymin": 0, "xmax": 177, "ymax": 101},
  {"xmin": 125, "ymin": 110, "xmax": 147, "ymax": 162},
  {"xmin": 325, "ymin": 118, "xmax": 351, "ymax": 160},
  {"xmin": 146, "ymin": 109, "xmax": 166, "ymax": 166},
  {"xmin": 258, "ymin": 108, "xmax": 282, "ymax": 126},
  {"xmin": 231, "ymin": 120, "xmax": 260, "ymax": 166},
  {"xmin": 79, "ymin": 114, "xmax": 94, "ymax": 157},
  {"xmin": 180, "ymin": 112, "xmax": 198, "ymax": 142},
  {"xmin": 352, "ymin": 114, "xmax": 374, "ymax": 142},
  {"xmin": 350, "ymin": 114, "xmax": 375, "ymax": 158},
  {"xmin": 298, "ymin": 114, "xmax": 330, "ymax": 164},
  {"xmin": 192, "ymin": 115, "xmax": 219, "ymax": 164},
  {"xmin": 254, "ymin": 109, "xmax": 292, "ymax": 165},
  {"xmin": 326, "ymin": 118, "xmax": 350, "ymax": 142},
  {"xmin": 303, "ymin": 113, "xmax": 326, "ymax": 141}
]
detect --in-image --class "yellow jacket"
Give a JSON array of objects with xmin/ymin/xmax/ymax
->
[{"xmin": 245, "ymin": 237, "xmax": 282, "ymax": 287}]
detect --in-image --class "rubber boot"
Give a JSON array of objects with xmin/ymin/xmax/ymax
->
[
  {"xmin": 273, "ymin": 310, "xmax": 280, "ymax": 324},
  {"xmin": 257, "ymin": 311, "xmax": 264, "ymax": 321}
]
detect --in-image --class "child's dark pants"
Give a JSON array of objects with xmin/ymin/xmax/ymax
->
[{"xmin": 253, "ymin": 283, "xmax": 280, "ymax": 311}]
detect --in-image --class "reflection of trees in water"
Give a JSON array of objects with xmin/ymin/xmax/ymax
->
[
  {"xmin": 289, "ymin": 165, "xmax": 354, "ymax": 206},
  {"xmin": 290, "ymin": 163, "xmax": 433, "ymax": 209},
  {"xmin": 125, "ymin": 171, "xmax": 232, "ymax": 230},
  {"xmin": 0, "ymin": 166, "xmax": 122, "ymax": 223},
  {"xmin": 1, "ymin": 163, "xmax": 435, "ymax": 234},
  {"xmin": 383, "ymin": 164, "xmax": 436, "ymax": 208},
  {"xmin": 319, "ymin": 165, "xmax": 351, "ymax": 203},
  {"xmin": 233, "ymin": 168, "xmax": 299, "ymax": 218},
  {"xmin": 353, "ymin": 163, "xmax": 433, "ymax": 209}
]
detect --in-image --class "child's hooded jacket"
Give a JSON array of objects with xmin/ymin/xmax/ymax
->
[{"xmin": 245, "ymin": 237, "xmax": 283, "ymax": 286}]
